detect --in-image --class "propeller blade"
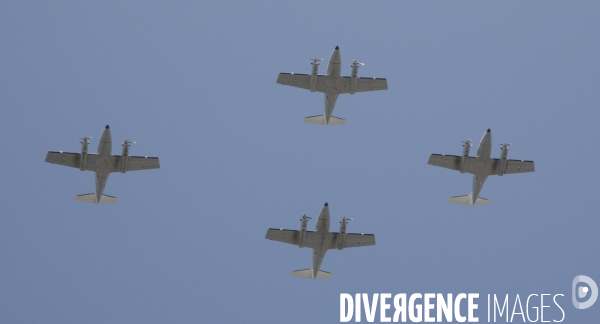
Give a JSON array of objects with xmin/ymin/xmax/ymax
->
[{"xmin": 351, "ymin": 59, "xmax": 365, "ymax": 65}]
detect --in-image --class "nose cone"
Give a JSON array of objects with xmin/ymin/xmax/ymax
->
[
  {"xmin": 324, "ymin": 202, "xmax": 328, "ymax": 206},
  {"xmin": 480, "ymin": 129, "xmax": 492, "ymax": 148},
  {"xmin": 101, "ymin": 125, "xmax": 112, "ymax": 142},
  {"xmin": 330, "ymin": 48, "xmax": 341, "ymax": 64},
  {"xmin": 319, "ymin": 204, "xmax": 330, "ymax": 220},
  {"xmin": 335, "ymin": 46, "xmax": 339, "ymax": 50},
  {"xmin": 487, "ymin": 128, "xmax": 491, "ymax": 133}
]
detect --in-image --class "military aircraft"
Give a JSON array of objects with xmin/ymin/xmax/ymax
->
[
  {"xmin": 276, "ymin": 46, "xmax": 388, "ymax": 125},
  {"xmin": 427, "ymin": 129, "xmax": 534, "ymax": 205},
  {"xmin": 45, "ymin": 125, "xmax": 160, "ymax": 203},
  {"xmin": 265, "ymin": 203, "xmax": 375, "ymax": 279}
]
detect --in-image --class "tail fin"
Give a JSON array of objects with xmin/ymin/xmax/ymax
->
[
  {"xmin": 74, "ymin": 193, "xmax": 118, "ymax": 204},
  {"xmin": 303, "ymin": 115, "xmax": 346, "ymax": 125},
  {"xmin": 448, "ymin": 195, "xmax": 489, "ymax": 205},
  {"xmin": 291, "ymin": 268, "xmax": 333, "ymax": 279}
]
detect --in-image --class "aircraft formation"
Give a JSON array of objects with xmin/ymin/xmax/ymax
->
[{"xmin": 45, "ymin": 46, "xmax": 535, "ymax": 279}]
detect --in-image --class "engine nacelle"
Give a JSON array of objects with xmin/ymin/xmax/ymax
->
[
  {"xmin": 298, "ymin": 214, "xmax": 311, "ymax": 248},
  {"xmin": 309, "ymin": 58, "xmax": 321, "ymax": 92},
  {"xmin": 119, "ymin": 139, "xmax": 132, "ymax": 173},
  {"xmin": 337, "ymin": 217, "xmax": 351, "ymax": 250},
  {"xmin": 79, "ymin": 137, "xmax": 90, "ymax": 171},
  {"xmin": 460, "ymin": 140, "xmax": 472, "ymax": 173},
  {"xmin": 497, "ymin": 143, "xmax": 510, "ymax": 176},
  {"xmin": 349, "ymin": 61, "xmax": 362, "ymax": 94}
]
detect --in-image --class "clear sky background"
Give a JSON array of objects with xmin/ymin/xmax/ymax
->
[{"xmin": 1, "ymin": 1, "xmax": 599, "ymax": 323}]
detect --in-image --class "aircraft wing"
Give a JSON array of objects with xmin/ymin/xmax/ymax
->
[
  {"xmin": 276, "ymin": 73, "xmax": 326, "ymax": 92},
  {"xmin": 428, "ymin": 154, "xmax": 461, "ymax": 171},
  {"xmin": 340, "ymin": 77, "xmax": 388, "ymax": 93},
  {"xmin": 428, "ymin": 154, "xmax": 478, "ymax": 174},
  {"xmin": 490, "ymin": 159, "xmax": 535, "ymax": 175},
  {"xmin": 112, "ymin": 156, "xmax": 160, "ymax": 172},
  {"xmin": 330, "ymin": 232, "xmax": 376, "ymax": 249},
  {"xmin": 265, "ymin": 228, "xmax": 316, "ymax": 248},
  {"xmin": 45, "ymin": 151, "xmax": 96, "ymax": 171}
]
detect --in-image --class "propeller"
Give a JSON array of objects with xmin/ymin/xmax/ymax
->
[
  {"xmin": 300, "ymin": 214, "xmax": 312, "ymax": 221},
  {"xmin": 461, "ymin": 140, "xmax": 472, "ymax": 147},
  {"xmin": 499, "ymin": 143, "xmax": 511, "ymax": 149},
  {"xmin": 122, "ymin": 139, "xmax": 137, "ymax": 146},
  {"xmin": 339, "ymin": 216, "xmax": 354, "ymax": 223},
  {"xmin": 310, "ymin": 58, "xmax": 323, "ymax": 65},
  {"xmin": 351, "ymin": 59, "xmax": 365, "ymax": 67},
  {"xmin": 79, "ymin": 137, "xmax": 91, "ymax": 144}
]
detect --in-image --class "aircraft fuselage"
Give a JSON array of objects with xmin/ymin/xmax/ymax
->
[
  {"xmin": 470, "ymin": 129, "xmax": 493, "ymax": 204},
  {"xmin": 94, "ymin": 126, "xmax": 113, "ymax": 203},
  {"xmin": 311, "ymin": 204, "xmax": 332, "ymax": 279},
  {"xmin": 323, "ymin": 47, "xmax": 342, "ymax": 124}
]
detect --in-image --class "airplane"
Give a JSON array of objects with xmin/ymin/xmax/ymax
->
[
  {"xmin": 265, "ymin": 202, "xmax": 375, "ymax": 279},
  {"xmin": 276, "ymin": 46, "xmax": 388, "ymax": 125},
  {"xmin": 45, "ymin": 125, "xmax": 160, "ymax": 203},
  {"xmin": 427, "ymin": 129, "xmax": 535, "ymax": 205}
]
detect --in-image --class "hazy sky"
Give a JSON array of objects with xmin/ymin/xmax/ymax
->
[{"xmin": 1, "ymin": 1, "xmax": 599, "ymax": 323}]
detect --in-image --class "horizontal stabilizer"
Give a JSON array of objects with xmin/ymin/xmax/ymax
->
[
  {"xmin": 303, "ymin": 115, "xmax": 346, "ymax": 125},
  {"xmin": 291, "ymin": 268, "xmax": 333, "ymax": 279},
  {"xmin": 448, "ymin": 195, "xmax": 489, "ymax": 206},
  {"xmin": 74, "ymin": 193, "xmax": 118, "ymax": 204}
]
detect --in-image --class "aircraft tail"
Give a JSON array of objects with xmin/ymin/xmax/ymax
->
[
  {"xmin": 291, "ymin": 268, "xmax": 333, "ymax": 279},
  {"xmin": 74, "ymin": 193, "xmax": 118, "ymax": 204},
  {"xmin": 448, "ymin": 194, "xmax": 489, "ymax": 206},
  {"xmin": 303, "ymin": 115, "xmax": 346, "ymax": 125}
]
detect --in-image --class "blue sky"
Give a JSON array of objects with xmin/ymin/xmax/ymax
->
[{"xmin": 1, "ymin": 1, "xmax": 599, "ymax": 323}]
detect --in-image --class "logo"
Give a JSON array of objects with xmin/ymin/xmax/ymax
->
[{"xmin": 572, "ymin": 275, "xmax": 598, "ymax": 309}]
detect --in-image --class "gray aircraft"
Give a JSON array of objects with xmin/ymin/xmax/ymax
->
[
  {"xmin": 276, "ymin": 46, "xmax": 388, "ymax": 125},
  {"xmin": 265, "ymin": 203, "xmax": 375, "ymax": 279},
  {"xmin": 428, "ymin": 129, "xmax": 535, "ymax": 205},
  {"xmin": 45, "ymin": 125, "xmax": 160, "ymax": 203}
]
